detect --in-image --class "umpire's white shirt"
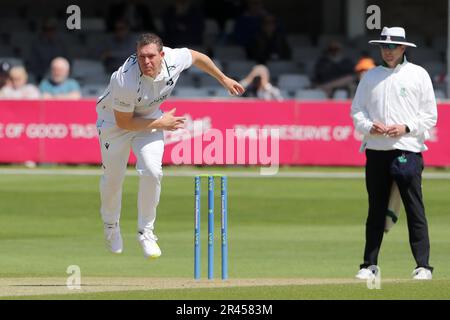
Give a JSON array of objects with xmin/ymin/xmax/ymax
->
[
  {"xmin": 96, "ymin": 46, "xmax": 192, "ymax": 123},
  {"xmin": 351, "ymin": 57, "xmax": 437, "ymax": 152}
]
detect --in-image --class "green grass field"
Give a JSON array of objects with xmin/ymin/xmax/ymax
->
[{"xmin": 0, "ymin": 167, "xmax": 449, "ymax": 300}]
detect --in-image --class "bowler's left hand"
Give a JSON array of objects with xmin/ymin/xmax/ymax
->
[
  {"xmin": 221, "ymin": 77, "xmax": 245, "ymax": 96},
  {"xmin": 386, "ymin": 124, "xmax": 407, "ymax": 137}
]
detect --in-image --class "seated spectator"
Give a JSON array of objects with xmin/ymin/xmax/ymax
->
[
  {"xmin": 100, "ymin": 19, "xmax": 136, "ymax": 74},
  {"xmin": 0, "ymin": 61, "xmax": 11, "ymax": 90},
  {"xmin": 0, "ymin": 66, "xmax": 40, "ymax": 99},
  {"xmin": 313, "ymin": 41, "xmax": 354, "ymax": 98},
  {"xmin": 247, "ymin": 15, "xmax": 291, "ymax": 64},
  {"xmin": 354, "ymin": 56, "xmax": 376, "ymax": 81},
  {"xmin": 106, "ymin": 0, "xmax": 157, "ymax": 32},
  {"xmin": 39, "ymin": 57, "xmax": 81, "ymax": 100},
  {"xmin": 163, "ymin": 0, "xmax": 205, "ymax": 47},
  {"xmin": 240, "ymin": 64, "xmax": 283, "ymax": 101},
  {"xmin": 28, "ymin": 18, "xmax": 70, "ymax": 82}
]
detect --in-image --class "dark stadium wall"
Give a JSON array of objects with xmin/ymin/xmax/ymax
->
[{"xmin": 0, "ymin": 0, "xmax": 446, "ymax": 37}]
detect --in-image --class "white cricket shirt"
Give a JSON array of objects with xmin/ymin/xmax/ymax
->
[
  {"xmin": 351, "ymin": 57, "xmax": 437, "ymax": 152},
  {"xmin": 96, "ymin": 46, "xmax": 192, "ymax": 123}
]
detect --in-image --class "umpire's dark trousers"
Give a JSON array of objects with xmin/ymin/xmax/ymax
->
[{"xmin": 361, "ymin": 149, "xmax": 433, "ymax": 271}]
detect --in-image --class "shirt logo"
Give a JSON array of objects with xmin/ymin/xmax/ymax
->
[
  {"xmin": 166, "ymin": 78, "xmax": 174, "ymax": 86},
  {"xmin": 148, "ymin": 94, "xmax": 168, "ymax": 106},
  {"xmin": 399, "ymin": 87, "xmax": 407, "ymax": 97},
  {"xmin": 114, "ymin": 98, "xmax": 130, "ymax": 107}
]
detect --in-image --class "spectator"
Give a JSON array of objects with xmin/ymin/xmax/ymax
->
[
  {"xmin": 0, "ymin": 66, "xmax": 40, "ymax": 99},
  {"xmin": 240, "ymin": 64, "xmax": 283, "ymax": 101},
  {"xmin": 247, "ymin": 15, "xmax": 291, "ymax": 63},
  {"xmin": 0, "ymin": 61, "xmax": 11, "ymax": 90},
  {"xmin": 39, "ymin": 57, "xmax": 81, "ymax": 100},
  {"xmin": 163, "ymin": 0, "xmax": 205, "ymax": 47},
  {"xmin": 354, "ymin": 56, "xmax": 376, "ymax": 81},
  {"xmin": 313, "ymin": 41, "xmax": 355, "ymax": 98},
  {"xmin": 232, "ymin": 0, "xmax": 268, "ymax": 47},
  {"xmin": 28, "ymin": 18, "xmax": 69, "ymax": 82},
  {"xmin": 100, "ymin": 19, "xmax": 136, "ymax": 74},
  {"xmin": 106, "ymin": 0, "xmax": 157, "ymax": 32}
]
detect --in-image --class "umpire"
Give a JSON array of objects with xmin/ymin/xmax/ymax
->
[{"xmin": 351, "ymin": 27, "xmax": 438, "ymax": 280}]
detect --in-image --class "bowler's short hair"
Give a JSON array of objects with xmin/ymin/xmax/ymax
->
[{"xmin": 136, "ymin": 33, "xmax": 163, "ymax": 51}]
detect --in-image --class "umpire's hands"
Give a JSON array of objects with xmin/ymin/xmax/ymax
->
[
  {"xmin": 370, "ymin": 121, "xmax": 388, "ymax": 135},
  {"xmin": 386, "ymin": 124, "xmax": 408, "ymax": 137},
  {"xmin": 159, "ymin": 108, "xmax": 186, "ymax": 131}
]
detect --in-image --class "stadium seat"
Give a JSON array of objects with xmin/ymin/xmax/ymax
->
[
  {"xmin": 213, "ymin": 45, "xmax": 247, "ymax": 60},
  {"xmin": 279, "ymin": 89, "xmax": 294, "ymax": 99},
  {"xmin": 197, "ymin": 73, "xmax": 223, "ymax": 87},
  {"xmin": 82, "ymin": 72, "xmax": 111, "ymax": 85},
  {"xmin": 71, "ymin": 59, "xmax": 106, "ymax": 82},
  {"xmin": 407, "ymin": 34, "xmax": 427, "ymax": 48},
  {"xmin": 292, "ymin": 46, "xmax": 322, "ymax": 64},
  {"xmin": 318, "ymin": 34, "xmax": 347, "ymax": 48},
  {"xmin": 431, "ymin": 36, "xmax": 446, "ymax": 52},
  {"xmin": 295, "ymin": 89, "xmax": 328, "ymax": 100},
  {"xmin": 176, "ymin": 73, "xmax": 198, "ymax": 87},
  {"xmin": 82, "ymin": 18, "xmax": 106, "ymax": 32},
  {"xmin": 0, "ymin": 57, "xmax": 23, "ymax": 66},
  {"xmin": 224, "ymin": 60, "xmax": 255, "ymax": 79},
  {"xmin": 0, "ymin": 47, "xmax": 16, "ymax": 57},
  {"xmin": 409, "ymin": 48, "xmax": 442, "ymax": 65},
  {"xmin": 434, "ymin": 89, "xmax": 447, "ymax": 101},
  {"xmin": 277, "ymin": 74, "xmax": 311, "ymax": 90},
  {"xmin": 27, "ymin": 73, "xmax": 38, "ymax": 85},
  {"xmin": 81, "ymin": 84, "xmax": 107, "ymax": 98},
  {"xmin": 203, "ymin": 18, "xmax": 220, "ymax": 46},
  {"xmin": 342, "ymin": 47, "xmax": 360, "ymax": 62},
  {"xmin": 303, "ymin": 61, "xmax": 317, "ymax": 78},
  {"xmin": 422, "ymin": 61, "xmax": 445, "ymax": 78},
  {"xmin": 0, "ymin": 18, "xmax": 30, "ymax": 31},
  {"xmin": 84, "ymin": 32, "xmax": 117, "ymax": 57},
  {"xmin": 266, "ymin": 60, "xmax": 301, "ymax": 78},
  {"xmin": 286, "ymin": 34, "xmax": 312, "ymax": 47},
  {"xmin": 154, "ymin": 17, "xmax": 164, "ymax": 33},
  {"xmin": 332, "ymin": 89, "xmax": 349, "ymax": 100},
  {"xmin": 211, "ymin": 87, "xmax": 233, "ymax": 98},
  {"xmin": 351, "ymin": 34, "xmax": 372, "ymax": 50},
  {"xmin": 173, "ymin": 87, "xmax": 212, "ymax": 98}
]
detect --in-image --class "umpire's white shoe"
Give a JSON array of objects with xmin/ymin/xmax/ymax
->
[
  {"xmin": 138, "ymin": 231, "xmax": 162, "ymax": 259},
  {"xmin": 412, "ymin": 267, "xmax": 432, "ymax": 280},
  {"xmin": 104, "ymin": 223, "xmax": 123, "ymax": 254},
  {"xmin": 355, "ymin": 265, "xmax": 379, "ymax": 280}
]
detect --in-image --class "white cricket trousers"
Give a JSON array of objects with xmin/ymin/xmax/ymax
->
[{"xmin": 97, "ymin": 120, "xmax": 164, "ymax": 234}]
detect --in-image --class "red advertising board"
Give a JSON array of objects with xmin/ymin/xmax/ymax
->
[{"xmin": 0, "ymin": 99, "xmax": 448, "ymax": 166}]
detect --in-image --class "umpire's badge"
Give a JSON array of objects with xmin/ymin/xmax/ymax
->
[
  {"xmin": 166, "ymin": 78, "xmax": 174, "ymax": 86},
  {"xmin": 399, "ymin": 87, "xmax": 407, "ymax": 97}
]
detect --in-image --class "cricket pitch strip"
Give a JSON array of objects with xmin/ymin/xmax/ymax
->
[{"xmin": 0, "ymin": 277, "xmax": 397, "ymax": 297}]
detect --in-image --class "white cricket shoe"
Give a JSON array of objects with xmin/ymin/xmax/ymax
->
[
  {"xmin": 412, "ymin": 267, "xmax": 432, "ymax": 280},
  {"xmin": 138, "ymin": 231, "xmax": 162, "ymax": 259},
  {"xmin": 104, "ymin": 223, "xmax": 123, "ymax": 254},
  {"xmin": 355, "ymin": 265, "xmax": 379, "ymax": 280}
]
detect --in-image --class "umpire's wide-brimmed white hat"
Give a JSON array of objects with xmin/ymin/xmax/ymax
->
[{"xmin": 369, "ymin": 27, "xmax": 417, "ymax": 47}]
